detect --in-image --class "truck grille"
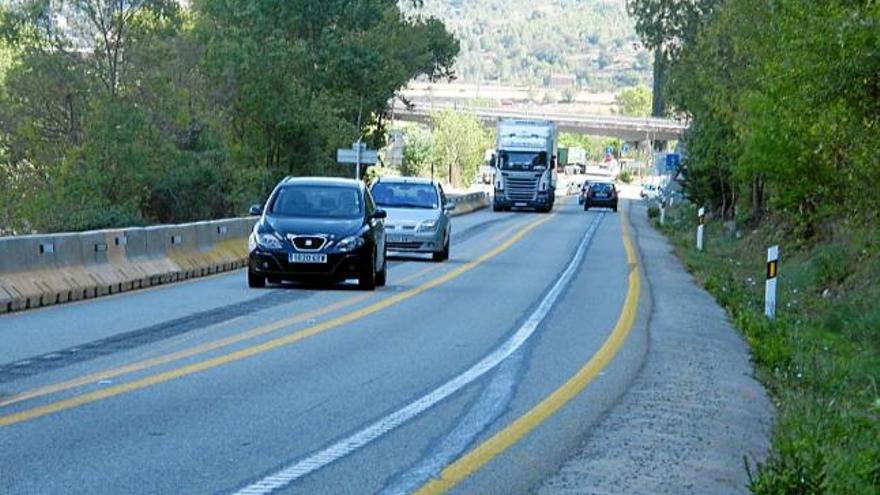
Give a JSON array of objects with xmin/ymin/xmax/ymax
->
[{"xmin": 504, "ymin": 176, "xmax": 539, "ymax": 202}]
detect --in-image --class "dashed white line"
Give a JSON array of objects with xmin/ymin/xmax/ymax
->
[{"xmin": 233, "ymin": 213, "xmax": 604, "ymax": 495}]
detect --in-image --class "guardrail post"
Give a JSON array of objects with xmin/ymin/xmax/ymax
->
[
  {"xmin": 765, "ymin": 245, "xmax": 779, "ymax": 320},
  {"xmin": 696, "ymin": 207, "xmax": 705, "ymax": 251}
]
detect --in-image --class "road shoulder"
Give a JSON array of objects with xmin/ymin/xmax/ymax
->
[{"xmin": 536, "ymin": 202, "xmax": 774, "ymax": 495}]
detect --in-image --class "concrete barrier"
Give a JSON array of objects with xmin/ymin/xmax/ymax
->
[
  {"xmin": 0, "ymin": 194, "xmax": 487, "ymax": 315},
  {"xmin": 448, "ymin": 192, "xmax": 489, "ymax": 216},
  {"xmin": 0, "ymin": 217, "xmax": 258, "ymax": 314}
]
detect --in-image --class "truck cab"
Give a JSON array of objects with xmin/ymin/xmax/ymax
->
[{"xmin": 491, "ymin": 119, "xmax": 558, "ymax": 213}]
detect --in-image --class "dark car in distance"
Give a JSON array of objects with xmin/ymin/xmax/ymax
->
[
  {"xmin": 247, "ymin": 177, "xmax": 387, "ymax": 290},
  {"xmin": 583, "ymin": 181, "xmax": 618, "ymax": 212}
]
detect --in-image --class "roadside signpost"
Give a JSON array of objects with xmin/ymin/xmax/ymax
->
[
  {"xmin": 765, "ymin": 245, "xmax": 780, "ymax": 319},
  {"xmin": 337, "ymin": 141, "xmax": 378, "ymax": 180},
  {"xmin": 666, "ymin": 153, "xmax": 681, "ymax": 173},
  {"xmin": 697, "ymin": 207, "xmax": 705, "ymax": 251}
]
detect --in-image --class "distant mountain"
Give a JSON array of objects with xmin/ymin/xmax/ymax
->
[{"xmin": 405, "ymin": 0, "xmax": 652, "ymax": 91}]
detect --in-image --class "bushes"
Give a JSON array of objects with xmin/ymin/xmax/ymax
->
[{"xmin": 658, "ymin": 202, "xmax": 880, "ymax": 494}]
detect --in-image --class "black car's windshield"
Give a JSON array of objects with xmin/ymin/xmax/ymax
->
[
  {"xmin": 591, "ymin": 183, "xmax": 614, "ymax": 194},
  {"xmin": 498, "ymin": 151, "xmax": 546, "ymax": 171},
  {"xmin": 270, "ymin": 185, "xmax": 363, "ymax": 219},
  {"xmin": 371, "ymin": 182, "xmax": 439, "ymax": 209}
]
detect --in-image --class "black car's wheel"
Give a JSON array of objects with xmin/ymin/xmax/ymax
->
[
  {"xmin": 583, "ymin": 203, "xmax": 590, "ymax": 211},
  {"xmin": 358, "ymin": 250, "xmax": 377, "ymax": 291},
  {"xmin": 613, "ymin": 203, "xmax": 618, "ymax": 212},
  {"xmin": 376, "ymin": 250, "xmax": 387, "ymax": 287},
  {"xmin": 248, "ymin": 269, "xmax": 266, "ymax": 288},
  {"xmin": 267, "ymin": 275, "xmax": 282, "ymax": 285}
]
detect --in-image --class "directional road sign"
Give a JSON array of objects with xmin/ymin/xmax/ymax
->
[{"xmin": 337, "ymin": 141, "xmax": 378, "ymax": 180}]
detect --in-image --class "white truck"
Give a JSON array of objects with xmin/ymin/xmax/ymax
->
[{"xmin": 491, "ymin": 119, "xmax": 558, "ymax": 213}]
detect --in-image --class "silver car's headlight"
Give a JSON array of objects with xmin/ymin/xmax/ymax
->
[
  {"xmin": 336, "ymin": 235, "xmax": 365, "ymax": 253},
  {"xmin": 418, "ymin": 219, "xmax": 439, "ymax": 232},
  {"xmin": 252, "ymin": 232, "xmax": 282, "ymax": 250}
]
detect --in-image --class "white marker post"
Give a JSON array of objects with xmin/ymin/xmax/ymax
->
[
  {"xmin": 765, "ymin": 245, "xmax": 780, "ymax": 319},
  {"xmin": 696, "ymin": 207, "xmax": 705, "ymax": 251},
  {"xmin": 660, "ymin": 201, "xmax": 666, "ymax": 226}
]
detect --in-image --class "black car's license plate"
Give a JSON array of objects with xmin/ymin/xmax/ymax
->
[{"xmin": 289, "ymin": 253, "xmax": 327, "ymax": 264}]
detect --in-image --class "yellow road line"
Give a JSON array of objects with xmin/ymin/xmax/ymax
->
[
  {"xmin": 0, "ymin": 261, "xmax": 444, "ymax": 410},
  {"xmin": 0, "ymin": 215, "xmax": 554, "ymax": 428},
  {"xmin": 413, "ymin": 211, "xmax": 641, "ymax": 495}
]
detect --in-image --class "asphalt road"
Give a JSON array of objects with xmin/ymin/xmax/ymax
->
[{"xmin": 0, "ymin": 199, "xmax": 647, "ymax": 495}]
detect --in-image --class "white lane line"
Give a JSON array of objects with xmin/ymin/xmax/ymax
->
[{"xmin": 233, "ymin": 213, "xmax": 605, "ymax": 495}]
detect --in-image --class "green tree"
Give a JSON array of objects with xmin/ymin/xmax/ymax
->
[
  {"xmin": 401, "ymin": 125, "xmax": 433, "ymax": 177},
  {"xmin": 614, "ymin": 85, "xmax": 652, "ymax": 116},
  {"xmin": 626, "ymin": 0, "xmax": 721, "ymax": 115},
  {"xmin": 0, "ymin": 0, "xmax": 459, "ymax": 232},
  {"xmin": 428, "ymin": 110, "xmax": 490, "ymax": 187}
]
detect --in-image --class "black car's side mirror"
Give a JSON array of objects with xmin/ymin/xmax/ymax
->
[
  {"xmin": 249, "ymin": 204, "xmax": 263, "ymax": 216},
  {"xmin": 372, "ymin": 209, "xmax": 387, "ymax": 219}
]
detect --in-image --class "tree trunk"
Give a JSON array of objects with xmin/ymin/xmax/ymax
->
[{"xmin": 651, "ymin": 48, "xmax": 666, "ymax": 117}]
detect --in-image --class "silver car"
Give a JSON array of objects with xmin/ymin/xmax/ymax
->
[{"xmin": 370, "ymin": 177, "xmax": 454, "ymax": 262}]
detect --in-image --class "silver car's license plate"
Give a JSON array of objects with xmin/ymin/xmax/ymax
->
[
  {"xmin": 387, "ymin": 235, "xmax": 409, "ymax": 243},
  {"xmin": 289, "ymin": 253, "xmax": 327, "ymax": 264}
]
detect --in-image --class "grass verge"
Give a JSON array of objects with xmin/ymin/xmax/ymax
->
[{"xmin": 653, "ymin": 202, "xmax": 879, "ymax": 494}]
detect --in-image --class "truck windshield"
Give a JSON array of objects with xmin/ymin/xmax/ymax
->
[{"xmin": 498, "ymin": 151, "xmax": 546, "ymax": 170}]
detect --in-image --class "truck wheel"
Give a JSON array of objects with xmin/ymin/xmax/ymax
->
[{"xmin": 493, "ymin": 203, "xmax": 502, "ymax": 212}]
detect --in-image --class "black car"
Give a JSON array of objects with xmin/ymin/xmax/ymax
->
[
  {"xmin": 247, "ymin": 177, "xmax": 387, "ymax": 290},
  {"xmin": 584, "ymin": 181, "xmax": 618, "ymax": 212}
]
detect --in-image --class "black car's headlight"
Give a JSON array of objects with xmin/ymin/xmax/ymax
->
[
  {"xmin": 249, "ymin": 232, "xmax": 283, "ymax": 251},
  {"xmin": 335, "ymin": 235, "xmax": 365, "ymax": 253}
]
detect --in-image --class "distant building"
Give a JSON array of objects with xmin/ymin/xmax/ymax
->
[{"xmin": 548, "ymin": 73, "xmax": 577, "ymax": 89}]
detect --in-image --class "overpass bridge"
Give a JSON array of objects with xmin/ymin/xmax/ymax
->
[{"xmin": 392, "ymin": 104, "xmax": 688, "ymax": 142}]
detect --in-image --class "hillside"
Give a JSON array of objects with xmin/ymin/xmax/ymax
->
[{"xmin": 405, "ymin": 0, "xmax": 651, "ymax": 91}]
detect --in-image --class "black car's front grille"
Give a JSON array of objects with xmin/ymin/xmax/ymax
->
[
  {"xmin": 504, "ymin": 176, "xmax": 539, "ymax": 201},
  {"xmin": 288, "ymin": 235, "xmax": 328, "ymax": 251}
]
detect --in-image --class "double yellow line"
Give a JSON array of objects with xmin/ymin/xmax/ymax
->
[
  {"xmin": 0, "ymin": 214, "xmax": 552, "ymax": 428},
  {"xmin": 414, "ymin": 212, "xmax": 642, "ymax": 494}
]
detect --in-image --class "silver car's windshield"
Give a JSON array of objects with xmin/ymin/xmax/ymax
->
[{"xmin": 371, "ymin": 183, "xmax": 439, "ymax": 209}]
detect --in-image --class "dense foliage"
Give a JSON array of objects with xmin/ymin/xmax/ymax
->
[
  {"xmin": 0, "ymin": 0, "xmax": 457, "ymax": 234},
  {"xmin": 632, "ymin": 1, "xmax": 880, "ymax": 493},
  {"xmin": 408, "ymin": 0, "xmax": 652, "ymax": 90},
  {"xmin": 614, "ymin": 84, "xmax": 652, "ymax": 116},
  {"xmin": 631, "ymin": 0, "xmax": 879, "ymax": 230},
  {"xmin": 398, "ymin": 110, "xmax": 492, "ymax": 187}
]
